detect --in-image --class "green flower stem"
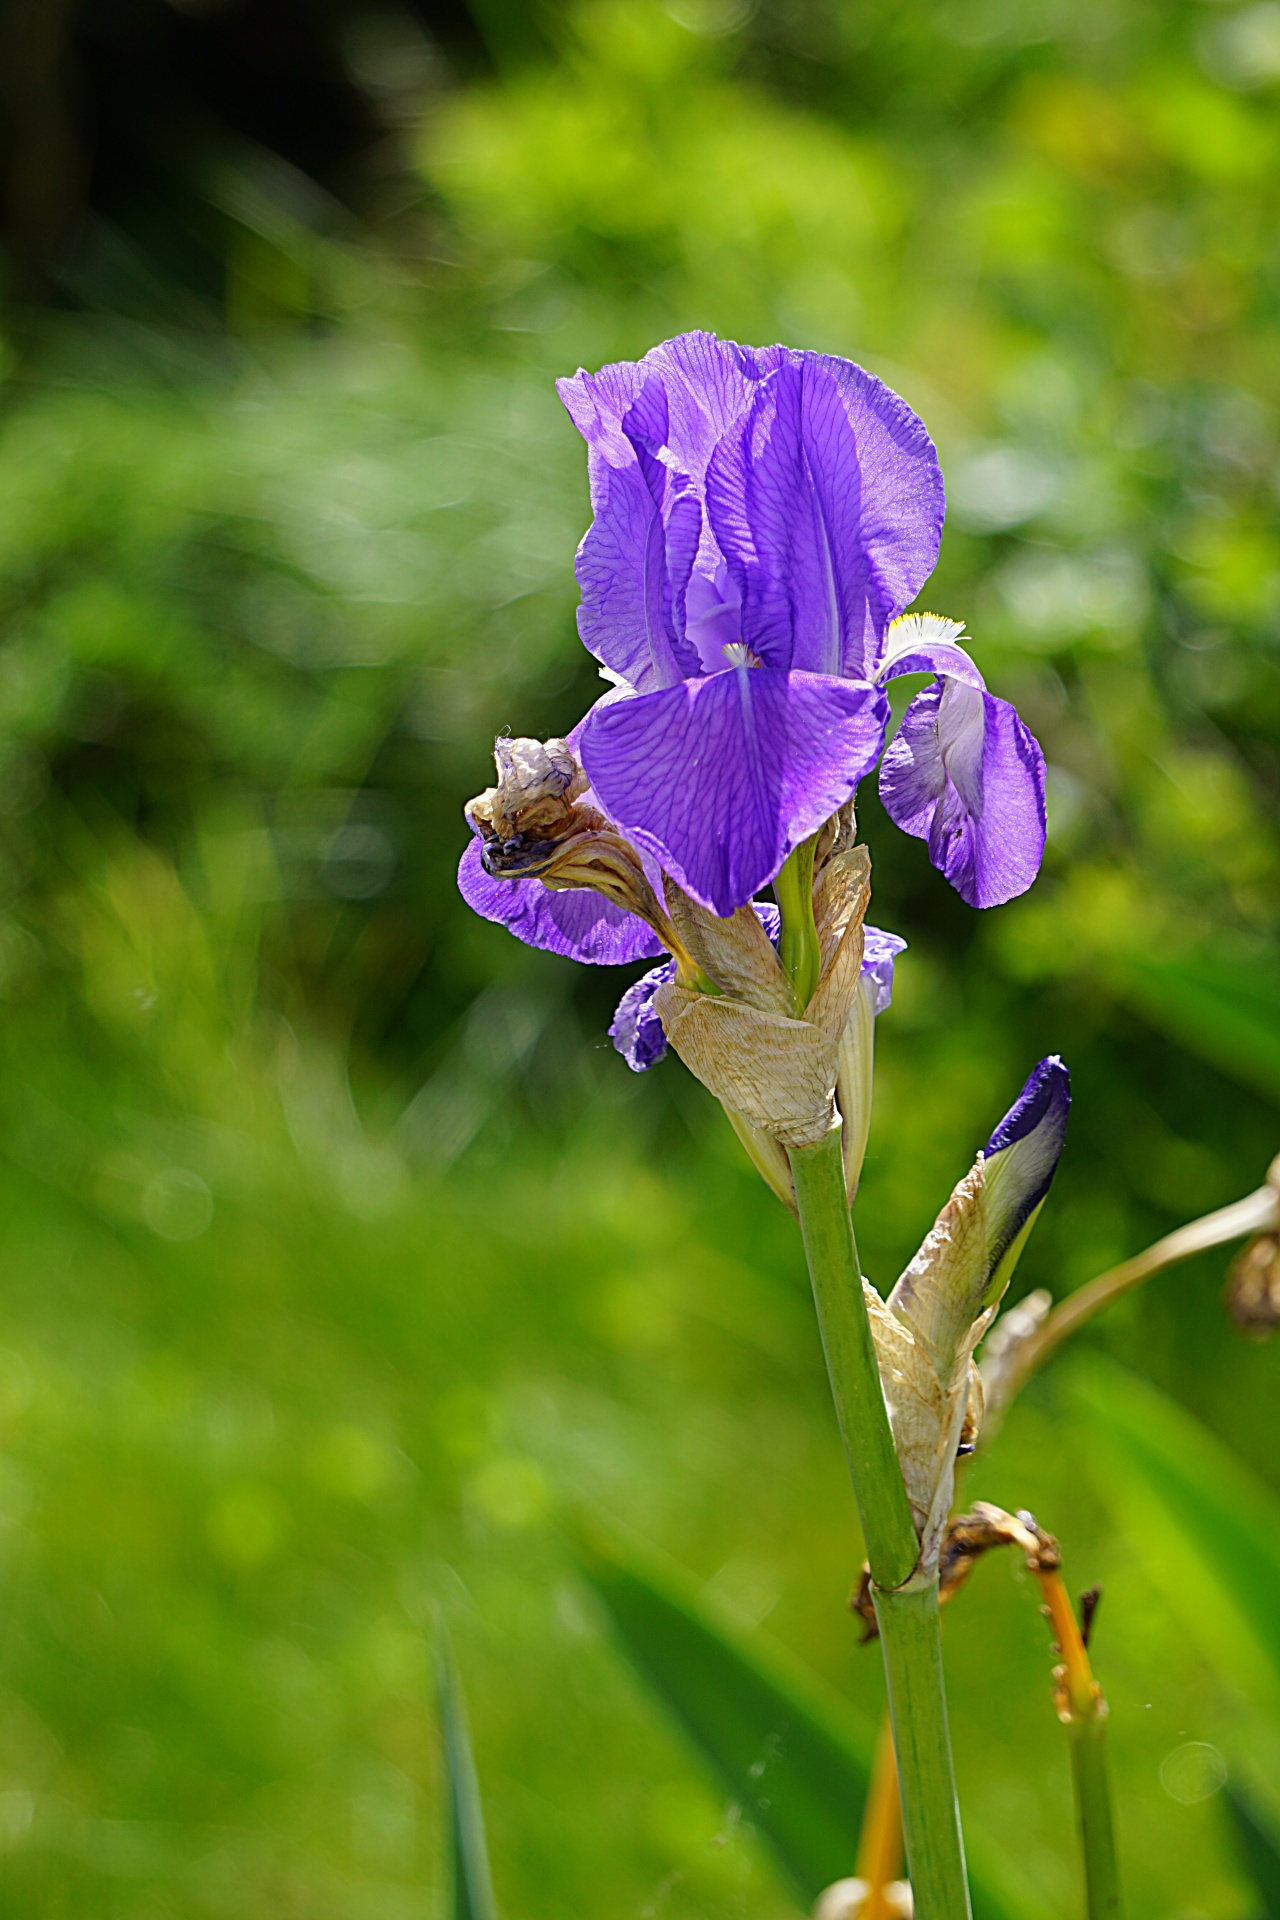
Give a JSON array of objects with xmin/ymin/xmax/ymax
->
[
  {"xmin": 873, "ymin": 1581, "xmax": 972, "ymax": 1920},
  {"xmin": 788, "ymin": 1128, "xmax": 972, "ymax": 1920},
  {"xmin": 774, "ymin": 836, "xmax": 821, "ymax": 1011},
  {"xmin": 1040, "ymin": 1575, "xmax": 1122, "ymax": 1920},
  {"xmin": 788, "ymin": 1130, "xmax": 916, "ymax": 1584},
  {"xmin": 1069, "ymin": 1712, "xmax": 1121, "ymax": 1920}
]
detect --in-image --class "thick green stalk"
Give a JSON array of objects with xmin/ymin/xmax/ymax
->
[
  {"xmin": 774, "ymin": 836, "xmax": 822, "ymax": 1010},
  {"xmin": 788, "ymin": 1129, "xmax": 972, "ymax": 1920},
  {"xmin": 1040, "ymin": 1576, "xmax": 1122, "ymax": 1920},
  {"xmin": 1069, "ymin": 1713, "xmax": 1122, "ymax": 1920},
  {"xmin": 788, "ymin": 1130, "xmax": 916, "ymax": 1586},
  {"xmin": 874, "ymin": 1582, "xmax": 971, "ymax": 1920}
]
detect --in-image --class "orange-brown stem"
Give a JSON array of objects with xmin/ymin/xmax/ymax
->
[
  {"xmin": 1034, "ymin": 1572, "xmax": 1121, "ymax": 1920},
  {"xmin": 856, "ymin": 1710, "xmax": 904, "ymax": 1920},
  {"xmin": 1037, "ymin": 1572, "xmax": 1101, "ymax": 1722}
]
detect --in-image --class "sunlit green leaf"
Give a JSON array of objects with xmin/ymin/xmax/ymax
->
[{"xmin": 578, "ymin": 1529, "xmax": 1049, "ymax": 1920}]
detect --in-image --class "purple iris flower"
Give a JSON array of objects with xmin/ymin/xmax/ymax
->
[
  {"xmin": 609, "ymin": 908, "xmax": 907, "ymax": 1073},
  {"xmin": 559, "ymin": 332, "xmax": 1045, "ymax": 918}
]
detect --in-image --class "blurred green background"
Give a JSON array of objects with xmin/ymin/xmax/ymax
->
[{"xmin": 1, "ymin": 0, "xmax": 1280, "ymax": 1913}]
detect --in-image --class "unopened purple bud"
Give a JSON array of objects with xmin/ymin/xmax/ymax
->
[{"xmin": 983, "ymin": 1056, "xmax": 1071, "ymax": 1284}]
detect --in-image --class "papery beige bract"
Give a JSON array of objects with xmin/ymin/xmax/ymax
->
[
  {"xmin": 860, "ymin": 1057, "xmax": 1070, "ymax": 1576},
  {"xmin": 653, "ymin": 847, "xmax": 875, "ymax": 1160},
  {"xmin": 863, "ymin": 1274, "xmax": 995, "ymax": 1576}
]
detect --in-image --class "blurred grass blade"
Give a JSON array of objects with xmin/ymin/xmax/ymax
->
[
  {"xmin": 1119, "ymin": 947, "xmax": 1280, "ymax": 1107},
  {"xmin": 579, "ymin": 1528, "xmax": 871, "ymax": 1897},
  {"xmin": 577, "ymin": 1530, "xmax": 1049, "ymax": 1920},
  {"xmin": 438, "ymin": 1633, "xmax": 498, "ymax": 1920},
  {"xmin": 1226, "ymin": 1786, "xmax": 1280, "ymax": 1919},
  {"xmin": 1065, "ymin": 1356, "xmax": 1280, "ymax": 1706}
]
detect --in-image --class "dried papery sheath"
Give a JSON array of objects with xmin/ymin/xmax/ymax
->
[
  {"xmin": 651, "ymin": 848, "xmax": 875, "ymax": 1150},
  {"xmin": 610, "ymin": 887, "xmax": 903, "ymax": 1210},
  {"xmin": 1225, "ymin": 1231, "xmax": 1280, "ymax": 1336},
  {"xmin": 862, "ymin": 1059, "xmax": 1070, "ymax": 1573},
  {"xmin": 662, "ymin": 877, "xmax": 798, "ymax": 1014}
]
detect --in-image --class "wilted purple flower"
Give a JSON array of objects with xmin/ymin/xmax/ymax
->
[
  {"xmin": 458, "ymin": 834, "xmax": 663, "ymax": 966},
  {"xmin": 609, "ymin": 906, "xmax": 907, "ymax": 1073},
  {"xmin": 457, "ymin": 729, "xmax": 667, "ymax": 966},
  {"xmin": 559, "ymin": 333, "xmax": 1046, "ymax": 915}
]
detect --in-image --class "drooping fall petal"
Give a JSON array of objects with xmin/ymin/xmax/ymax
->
[
  {"xmin": 580, "ymin": 665, "xmax": 888, "ymax": 916},
  {"xmin": 878, "ymin": 677, "xmax": 1046, "ymax": 907}
]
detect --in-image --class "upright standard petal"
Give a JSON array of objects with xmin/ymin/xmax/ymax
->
[
  {"xmin": 706, "ymin": 354, "xmax": 944, "ymax": 679},
  {"xmin": 457, "ymin": 836, "xmax": 665, "ymax": 966},
  {"xmin": 581, "ymin": 666, "xmax": 889, "ymax": 916},
  {"xmin": 572, "ymin": 379, "xmax": 702, "ymax": 691},
  {"xmin": 878, "ymin": 677, "xmax": 1046, "ymax": 908},
  {"xmin": 558, "ymin": 330, "xmax": 764, "ymax": 482}
]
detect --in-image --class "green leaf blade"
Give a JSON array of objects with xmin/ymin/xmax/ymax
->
[
  {"xmin": 1120, "ymin": 946, "xmax": 1280, "ymax": 1108},
  {"xmin": 438, "ymin": 1636, "xmax": 498, "ymax": 1920},
  {"xmin": 1066, "ymin": 1355, "xmax": 1280, "ymax": 1703},
  {"xmin": 1226, "ymin": 1786, "xmax": 1280, "ymax": 1920},
  {"xmin": 578, "ymin": 1530, "xmax": 1049, "ymax": 1920}
]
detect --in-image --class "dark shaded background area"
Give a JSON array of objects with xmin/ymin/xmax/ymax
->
[{"xmin": 0, "ymin": 0, "xmax": 485, "ymax": 299}]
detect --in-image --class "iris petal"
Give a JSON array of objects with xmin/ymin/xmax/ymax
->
[
  {"xmin": 558, "ymin": 331, "xmax": 764, "ymax": 480},
  {"xmin": 609, "ymin": 959, "xmax": 677, "ymax": 1071},
  {"xmin": 861, "ymin": 926, "xmax": 909, "ymax": 1015},
  {"xmin": 706, "ymin": 354, "xmax": 945, "ymax": 680},
  {"xmin": 581, "ymin": 665, "xmax": 889, "ymax": 917},
  {"xmin": 456, "ymin": 835, "xmax": 666, "ymax": 967},
  {"xmin": 878, "ymin": 677, "xmax": 1046, "ymax": 908},
  {"xmin": 571, "ymin": 378, "xmax": 703, "ymax": 692}
]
